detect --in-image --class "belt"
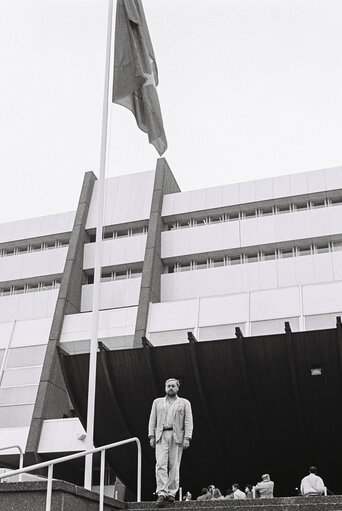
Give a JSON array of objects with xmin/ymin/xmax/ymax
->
[{"xmin": 163, "ymin": 427, "xmax": 173, "ymax": 431}]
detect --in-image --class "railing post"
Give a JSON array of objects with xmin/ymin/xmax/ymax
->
[
  {"xmin": 136, "ymin": 438, "xmax": 141, "ymax": 502},
  {"xmin": 46, "ymin": 464, "xmax": 53, "ymax": 511},
  {"xmin": 99, "ymin": 449, "xmax": 106, "ymax": 511}
]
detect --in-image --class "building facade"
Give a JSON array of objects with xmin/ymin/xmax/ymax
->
[{"xmin": 1, "ymin": 159, "xmax": 342, "ymax": 479}]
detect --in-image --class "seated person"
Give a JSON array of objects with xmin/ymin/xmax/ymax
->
[
  {"xmin": 211, "ymin": 488, "xmax": 225, "ymax": 500},
  {"xmin": 232, "ymin": 483, "xmax": 246, "ymax": 500},
  {"xmin": 197, "ymin": 488, "xmax": 211, "ymax": 501},
  {"xmin": 300, "ymin": 466, "xmax": 325, "ymax": 497},
  {"xmin": 245, "ymin": 484, "xmax": 254, "ymax": 499},
  {"xmin": 255, "ymin": 473, "xmax": 274, "ymax": 499}
]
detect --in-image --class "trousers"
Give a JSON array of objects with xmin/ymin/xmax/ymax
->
[{"xmin": 155, "ymin": 430, "xmax": 183, "ymax": 497}]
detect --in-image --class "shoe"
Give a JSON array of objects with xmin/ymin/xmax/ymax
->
[
  {"xmin": 156, "ymin": 495, "xmax": 166, "ymax": 507},
  {"xmin": 167, "ymin": 496, "xmax": 175, "ymax": 502}
]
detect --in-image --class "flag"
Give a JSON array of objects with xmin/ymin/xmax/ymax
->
[{"xmin": 113, "ymin": 0, "xmax": 168, "ymax": 156}]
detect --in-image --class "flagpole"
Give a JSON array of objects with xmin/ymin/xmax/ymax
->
[{"xmin": 84, "ymin": 0, "xmax": 115, "ymax": 490}]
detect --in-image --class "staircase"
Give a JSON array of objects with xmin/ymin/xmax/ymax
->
[{"xmin": 127, "ymin": 496, "xmax": 342, "ymax": 511}]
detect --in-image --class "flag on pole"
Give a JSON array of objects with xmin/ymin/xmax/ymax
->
[{"xmin": 113, "ymin": 0, "xmax": 168, "ymax": 156}]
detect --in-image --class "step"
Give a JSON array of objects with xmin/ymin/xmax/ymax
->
[{"xmin": 127, "ymin": 496, "xmax": 342, "ymax": 511}]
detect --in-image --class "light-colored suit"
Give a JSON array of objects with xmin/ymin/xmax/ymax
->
[{"xmin": 148, "ymin": 397, "xmax": 193, "ymax": 497}]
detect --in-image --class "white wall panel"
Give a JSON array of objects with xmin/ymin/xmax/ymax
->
[
  {"xmin": 332, "ymin": 252, "xmax": 342, "ymax": 281},
  {"xmin": 86, "ymin": 171, "xmax": 154, "ymax": 229},
  {"xmin": 294, "ymin": 257, "xmax": 315, "ymax": 285},
  {"xmin": 81, "ymin": 279, "xmax": 141, "ymax": 312},
  {"xmin": 272, "ymin": 174, "xmax": 291, "ymax": 199},
  {"xmin": 0, "ymin": 427, "xmax": 29, "ymax": 453},
  {"xmin": 11, "ymin": 318, "xmax": 52, "ymax": 347},
  {"xmin": 277, "ymin": 259, "xmax": 297, "ymax": 287},
  {"xmin": 239, "ymin": 180, "xmax": 256, "ymax": 204},
  {"xmin": 250, "ymin": 287, "xmax": 301, "ymax": 321},
  {"xmin": 307, "ymin": 169, "xmax": 325, "ymax": 194},
  {"xmin": 83, "ymin": 235, "xmax": 146, "ymax": 270},
  {"xmin": 148, "ymin": 300, "xmax": 198, "ymax": 332},
  {"xmin": 313, "ymin": 253, "xmax": 334, "ymax": 283},
  {"xmin": 0, "ymin": 248, "xmax": 67, "ymax": 283},
  {"xmin": 60, "ymin": 307, "xmax": 137, "ymax": 342},
  {"xmin": 38, "ymin": 418, "xmax": 88, "ymax": 453},
  {"xmin": 302, "ymin": 282, "xmax": 342, "ymax": 315},
  {"xmin": 0, "ymin": 212, "xmax": 74, "ymax": 244},
  {"xmin": 289, "ymin": 172, "xmax": 308, "ymax": 196},
  {"xmin": 324, "ymin": 166, "xmax": 342, "ymax": 190},
  {"xmin": 222, "ymin": 183, "xmax": 239, "ymax": 207},
  {"xmin": 205, "ymin": 186, "xmax": 224, "ymax": 210},
  {"xmin": 0, "ymin": 322, "xmax": 14, "ymax": 349},
  {"xmin": 241, "ymin": 263, "xmax": 260, "ymax": 292},
  {"xmin": 259, "ymin": 261, "xmax": 278, "ymax": 289},
  {"xmin": 0, "ymin": 291, "xmax": 58, "ymax": 323},
  {"xmin": 255, "ymin": 177, "xmax": 273, "ymax": 202},
  {"xmin": 199, "ymin": 294, "xmax": 249, "ymax": 326}
]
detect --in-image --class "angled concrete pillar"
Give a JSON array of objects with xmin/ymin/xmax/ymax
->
[
  {"xmin": 25, "ymin": 171, "xmax": 96, "ymax": 456},
  {"xmin": 134, "ymin": 159, "xmax": 180, "ymax": 347}
]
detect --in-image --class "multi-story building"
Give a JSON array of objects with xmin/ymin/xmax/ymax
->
[{"xmin": 1, "ymin": 158, "xmax": 342, "ymax": 485}]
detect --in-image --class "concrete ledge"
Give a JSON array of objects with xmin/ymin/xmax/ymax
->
[
  {"xmin": 127, "ymin": 496, "xmax": 342, "ymax": 510},
  {"xmin": 0, "ymin": 480, "xmax": 126, "ymax": 511}
]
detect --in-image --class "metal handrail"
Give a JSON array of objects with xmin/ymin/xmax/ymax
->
[
  {"xmin": 0, "ymin": 444, "xmax": 24, "ymax": 482},
  {"xmin": 0, "ymin": 437, "xmax": 141, "ymax": 511}
]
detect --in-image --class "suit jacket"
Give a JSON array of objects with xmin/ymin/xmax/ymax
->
[{"xmin": 148, "ymin": 397, "xmax": 193, "ymax": 444}]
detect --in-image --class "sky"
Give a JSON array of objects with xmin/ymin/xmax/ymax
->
[{"xmin": 1, "ymin": 0, "xmax": 342, "ymax": 223}]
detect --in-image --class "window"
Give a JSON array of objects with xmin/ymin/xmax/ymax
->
[
  {"xmin": 311, "ymin": 199, "xmax": 325, "ymax": 209},
  {"xmin": 276, "ymin": 205, "xmax": 291, "ymax": 214},
  {"xmin": 101, "ymin": 272, "xmax": 112, "ymax": 282},
  {"xmin": 103, "ymin": 231, "xmax": 114, "ymax": 239},
  {"xmin": 315, "ymin": 243, "xmax": 330, "ymax": 254},
  {"xmin": 330, "ymin": 197, "xmax": 342, "ymax": 206},
  {"xmin": 332, "ymin": 241, "xmax": 342, "ymax": 252},
  {"xmin": 194, "ymin": 260, "xmax": 208, "ymax": 270},
  {"xmin": 228, "ymin": 255, "xmax": 241, "ymax": 265},
  {"xmin": 244, "ymin": 210, "xmax": 256, "ymax": 219},
  {"xmin": 26, "ymin": 283, "xmax": 39, "ymax": 293},
  {"xmin": 245, "ymin": 253, "xmax": 258, "ymax": 263},
  {"xmin": 179, "ymin": 262, "xmax": 191, "ymax": 272},
  {"xmin": 297, "ymin": 246, "xmax": 311, "ymax": 257},
  {"xmin": 295, "ymin": 202, "xmax": 308, "ymax": 211},
  {"xmin": 259, "ymin": 207, "xmax": 273, "ymax": 216},
  {"xmin": 116, "ymin": 229, "xmax": 128, "ymax": 238},
  {"xmin": 209, "ymin": 215, "xmax": 221, "ymax": 224},
  {"xmin": 1, "ymin": 288, "xmax": 11, "ymax": 296},
  {"xmin": 30, "ymin": 244, "xmax": 42, "ymax": 252},
  {"xmin": 211, "ymin": 258, "xmax": 225, "ymax": 267},
  {"xmin": 278, "ymin": 248, "xmax": 293, "ymax": 258},
  {"xmin": 228, "ymin": 212, "xmax": 239, "ymax": 221},
  {"xmin": 261, "ymin": 251, "xmax": 276, "ymax": 261},
  {"xmin": 130, "ymin": 269, "xmax": 142, "ymax": 278},
  {"xmin": 114, "ymin": 271, "xmax": 127, "ymax": 280},
  {"xmin": 17, "ymin": 246, "xmax": 28, "ymax": 254}
]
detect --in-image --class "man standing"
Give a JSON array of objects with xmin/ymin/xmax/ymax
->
[
  {"xmin": 148, "ymin": 378, "xmax": 193, "ymax": 507},
  {"xmin": 254, "ymin": 473, "xmax": 274, "ymax": 499},
  {"xmin": 300, "ymin": 466, "xmax": 325, "ymax": 497}
]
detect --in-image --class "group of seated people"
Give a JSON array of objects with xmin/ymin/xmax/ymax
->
[{"xmin": 193, "ymin": 466, "xmax": 325, "ymax": 501}]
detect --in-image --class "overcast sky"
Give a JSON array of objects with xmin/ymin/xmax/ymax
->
[{"xmin": 1, "ymin": 0, "xmax": 342, "ymax": 223}]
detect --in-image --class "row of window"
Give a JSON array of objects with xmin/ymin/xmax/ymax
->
[
  {"xmin": 87, "ymin": 268, "xmax": 143, "ymax": 284},
  {"xmin": 0, "ymin": 239, "xmax": 69, "ymax": 258},
  {"xmin": 0, "ymin": 279, "xmax": 61, "ymax": 297},
  {"xmin": 165, "ymin": 241, "xmax": 342, "ymax": 273},
  {"xmin": 88, "ymin": 225, "xmax": 148, "ymax": 243},
  {"xmin": 166, "ymin": 196, "xmax": 342, "ymax": 230}
]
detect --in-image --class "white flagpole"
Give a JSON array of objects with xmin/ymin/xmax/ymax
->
[{"xmin": 84, "ymin": 0, "xmax": 115, "ymax": 490}]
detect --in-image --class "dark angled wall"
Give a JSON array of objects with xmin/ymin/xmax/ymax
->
[
  {"xmin": 134, "ymin": 158, "xmax": 180, "ymax": 347},
  {"xmin": 25, "ymin": 171, "xmax": 96, "ymax": 457}
]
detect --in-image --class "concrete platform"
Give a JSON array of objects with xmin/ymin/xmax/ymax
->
[{"xmin": 0, "ymin": 480, "xmax": 126, "ymax": 511}]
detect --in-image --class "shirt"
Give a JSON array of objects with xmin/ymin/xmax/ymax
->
[
  {"xmin": 233, "ymin": 489, "xmax": 246, "ymax": 500},
  {"xmin": 255, "ymin": 480, "xmax": 274, "ymax": 499},
  {"xmin": 300, "ymin": 474, "xmax": 325, "ymax": 496},
  {"xmin": 164, "ymin": 396, "xmax": 178, "ymax": 428}
]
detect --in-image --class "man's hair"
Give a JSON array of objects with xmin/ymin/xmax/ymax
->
[
  {"xmin": 309, "ymin": 466, "xmax": 318, "ymax": 474},
  {"xmin": 245, "ymin": 484, "xmax": 253, "ymax": 491},
  {"xmin": 165, "ymin": 378, "xmax": 180, "ymax": 388},
  {"xmin": 201, "ymin": 488, "xmax": 208, "ymax": 494},
  {"xmin": 262, "ymin": 474, "xmax": 270, "ymax": 480},
  {"xmin": 232, "ymin": 483, "xmax": 239, "ymax": 490}
]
